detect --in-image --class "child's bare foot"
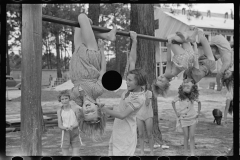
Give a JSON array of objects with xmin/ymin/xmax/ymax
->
[{"xmin": 107, "ymin": 24, "xmax": 117, "ymax": 41}]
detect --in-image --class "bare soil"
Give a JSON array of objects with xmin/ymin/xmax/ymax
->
[{"xmin": 6, "ymin": 87, "xmax": 233, "ymax": 156}]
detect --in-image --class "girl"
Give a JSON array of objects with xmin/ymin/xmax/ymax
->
[
  {"xmin": 153, "ymin": 26, "xmax": 216, "ymax": 96},
  {"xmin": 221, "ymin": 70, "xmax": 233, "ymax": 126},
  {"xmin": 101, "ymin": 31, "xmax": 147, "ymax": 156},
  {"xmin": 172, "ymin": 79, "xmax": 201, "ymax": 156},
  {"xmin": 209, "ymin": 34, "xmax": 233, "ymax": 81},
  {"xmin": 136, "ymin": 86, "xmax": 154, "ymax": 156},
  {"xmin": 69, "ymin": 13, "xmax": 117, "ymax": 107},
  {"xmin": 57, "ymin": 90, "xmax": 81, "ymax": 156},
  {"xmin": 152, "ymin": 38, "xmax": 199, "ymax": 97}
]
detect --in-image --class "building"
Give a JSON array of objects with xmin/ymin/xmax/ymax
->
[{"xmin": 154, "ymin": 7, "xmax": 234, "ymax": 77}]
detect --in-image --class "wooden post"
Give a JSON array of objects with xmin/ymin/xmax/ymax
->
[{"xmin": 21, "ymin": 4, "xmax": 43, "ymax": 156}]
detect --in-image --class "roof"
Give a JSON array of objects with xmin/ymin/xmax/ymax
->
[{"xmin": 164, "ymin": 12, "xmax": 234, "ymax": 30}]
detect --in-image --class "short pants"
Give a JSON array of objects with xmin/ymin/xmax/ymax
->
[{"xmin": 61, "ymin": 127, "xmax": 81, "ymax": 149}]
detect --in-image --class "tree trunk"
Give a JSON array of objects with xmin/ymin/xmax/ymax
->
[
  {"xmin": 88, "ymin": 4, "xmax": 100, "ymax": 26},
  {"xmin": 21, "ymin": 4, "xmax": 43, "ymax": 155},
  {"xmin": 55, "ymin": 34, "xmax": 62, "ymax": 78},
  {"xmin": 6, "ymin": 32, "xmax": 11, "ymax": 75},
  {"xmin": 130, "ymin": 4, "xmax": 163, "ymax": 145}
]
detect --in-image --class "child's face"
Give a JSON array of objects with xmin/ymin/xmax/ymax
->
[
  {"xmin": 182, "ymin": 79, "xmax": 194, "ymax": 93},
  {"xmin": 156, "ymin": 74, "xmax": 169, "ymax": 88},
  {"xmin": 223, "ymin": 69, "xmax": 232, "ymax": 79},
  {"xmin": 60, "ymin": 95, "xmax": 70, "ymax": 105},
  {"xmin": 82, "ymin": 99, "xmax": 99, "ymax": 121},
  {"xmin": 126, "ymin": 74, "xmax": 139, "ymax": 91}
]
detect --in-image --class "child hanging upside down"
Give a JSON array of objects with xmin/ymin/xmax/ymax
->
[
  {"xmin": 152, "ymin": 29, "xmax": 200, "ymax": 97},
  {"xmin": 69, "ymin": 13, "xmax": 117, "ymax": 107},
  {"xmin": 67, "ymin": 13, "xmax": 117, "ymax": 140}
]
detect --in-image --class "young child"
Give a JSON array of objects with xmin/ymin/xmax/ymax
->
[
  {"xmin": 100, "ymin": 31, "xmax": 147, "ymax": 156},
  {"xmin": 171, "ymin": 79, "xmax": 201, "ymax": 156},
  {"xmin": 136, "ymin": 86, "xmax": 154, "ymax": 156},
  {"xmin": 77, "ymin": 94, "xmax": 107, "ymax": 141},
  {"xmin": 69, "ymin": 13, "xmax": 117, "ymax": 107},
  {"xmin": 152, "ymin": 39, "xmax": 199, "ymax": 97},
  {"xmin": 221, "ymin": 70, "xmax": 233, "ymax": 126},
  {"xmin": 57, "ymin": 90, "xmax": 81, "ymax": 156},
  {"xmin": 209, "ymin": 34, "xmax": 233, "ymax": 81}
]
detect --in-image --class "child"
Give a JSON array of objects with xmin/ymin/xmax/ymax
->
[
  {"xmin": 209, "ymin": 34, "xmax": 233, "ymax": 81},
  {"xmin": 136, "ymin": 87, "xmax": 154, "ymax": 156},
  {"xmin": 57, "ymin": 90, "xmax": 81, "ymax": 156},
  {"xmin": 101, "ymin": 31, "xmax": 147, "ymax": 156},
  {"xmin": 221, "ymin": 70, "xmax": 233, "ymax": 126},
  {"xmin": 152, "ymin": 38, "xmax": 199, "ymax": 97},
  {"xmin": 77, "ymin": 94, "xmax": 107, "ymax": 141},
  {"xmin": 69, "ymin": 13, "xmax": 117, "ymax": 107},
  {"xmin": 171, "ymin": 79, "xmax": 201, "ymax": 156}
]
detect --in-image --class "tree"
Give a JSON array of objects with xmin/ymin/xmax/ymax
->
[{"xmin": 130, "ymin": 4, "xmax": 163, "ymax": 145}]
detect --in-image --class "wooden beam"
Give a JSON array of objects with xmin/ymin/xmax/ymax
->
[{"xmin": 21, "ymin": 4, "xmax": 43, "ymax": 156}]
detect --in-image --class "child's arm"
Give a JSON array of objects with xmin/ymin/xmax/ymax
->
[
  {"xmin": 164, "ymin": 42, "xmax": 173, "ymax": 76},
  {"xmin": 171, "ymin": 97, "xmax": 180, "ymax": 117},
  {"xmin": 98, "ymin": 39, "xmax": 106, "ymax": 81},
  {"xmin": 145, "ymin": 91, "xmax": 152, "ymax": 107},
  {"xmin": 195, "ymin": 99, "xmax": 201, "ymax": 117},
  {"xmin": 192, "ymin": 42, "xmax": 199, "ymax": 69},
  {"xmin": 70, "ymin": 108, "xmax": 80, "ymax": 130},
  {"xmin": 129, "ymin": 31, "xmax": 137, "ymax": 71},
  {"xmin": 57, "ymin": 109, "xmax": 68, "ymax": 130},
  {"xmin": 219, "ymin": 54, "xmax": 232, "ymax": 75},
  {"xmin": 101, "ymin": 106, "xmax": 133, "ymax": 120}
]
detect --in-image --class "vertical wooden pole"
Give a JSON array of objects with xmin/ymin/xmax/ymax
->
[{"xmin": 21, "ymin": 4, "xmax": 43, "ymax": 156}]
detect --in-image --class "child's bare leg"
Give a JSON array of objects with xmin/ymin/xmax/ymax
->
[
  {"xmin": 145, "ymin": 118, "xmax": 154, "ymax": 155},
  {"xmin": 198, "ymin": 32, "xmax": 215, "ymax": 61},
  {"xmin": 189, "ymin": 123, "xmax": 197, "ymax": 156},
  {"xmin": 72, "ymin": 148, "xmax": 80, "ymax": 156},
  {"xmin": 170, "ymin": 43, "xmax": 186, "ymax": 57},
  {"xmin": 77, "ymin": 13, "xmax": 98, "ymax": 50},
  {"xmin": 182, "ymin": 127, "xmax": 189, "ymax": 154},
  {"xmin": 62, "ymin": 148, "xmax": 69, "ymax": 156},
  {"xmin": 167, "ymin": 34, "xmax": 186, "ymax": 43},
  {"xmin": 93, "ymin": 24, "xmax": 117, "ymax": 41},
  {"xmin": 182, "ymin": 42, "xmax": 194, "ymax": 52},
  {"xmin": 137, "ymin": 118, "xmax": 145, "ymax": 155}
]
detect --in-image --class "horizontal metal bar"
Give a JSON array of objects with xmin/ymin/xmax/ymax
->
[{"xmin": 42, "ymin": 14, "xmax": 168, "ymax": 42}]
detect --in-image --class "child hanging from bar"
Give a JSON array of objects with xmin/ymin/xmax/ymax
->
[
  {"xmin": 172, "ymin": 79, "xmax": 201, "ymax": 156},
  {"xmin": 100, "ymin": 31, "xmax": 147, "ymax": 156},
  {"xmin": 152, "ymin": 26, "xmax": 216, "ymax": 96},
  {"xmin": 68, "ymin": 13, "xmax": 117, "ymax": 140}
]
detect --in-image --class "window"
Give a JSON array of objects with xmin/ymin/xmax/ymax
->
[
  {"xmin": 156, "ymin": 62, "xmax": 160, "ymax": 77},
  {"xmin": 226, "ymin": 35, "xmax": 231, "ymax": 42},
  {"xmin": 205, "ymin": 34, "xmax": 209, "ymax": 41},
  {"xmin": 154, "ymin": 19, "xmax": 159, "ymax": 30},
  {"xmin": 162, "ymin": 62, "xmax": 167, "ymax": 74}
]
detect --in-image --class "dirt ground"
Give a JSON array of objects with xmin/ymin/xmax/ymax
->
[{"xmin": 6, "ymin": 85, "xmax": 233, "ymax": 156}]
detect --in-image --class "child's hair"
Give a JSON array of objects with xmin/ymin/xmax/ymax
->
[
  {"xmin": 78, "ymin": 103, "xmax": 107, "ymax": 141},
  {"xmin": 178, "ymin": 84, "xmax": 199, "ymax": 103},
  {"xmin": 222, "ymin": 70, "xmax": 233, "ymax": 91},
  {"xmin": 58, "ymin": 90, "xmax": 71, "ymax": 102},
  {"xmin": 127, "ymin": 68, "xmax": 147, "ymax": 86},
  {"xmin": 152, "ymin": 79, "xmax": 170, "ymax": 97}
]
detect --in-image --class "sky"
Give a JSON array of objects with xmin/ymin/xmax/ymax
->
[{"xmin": 9, "ymin": 3, "xmax": 234, "ymax": 60}]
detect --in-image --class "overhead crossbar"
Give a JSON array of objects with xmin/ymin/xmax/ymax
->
[{"xmin": 42, "ymin": 14, "xmax": 168, "ymax": 42}]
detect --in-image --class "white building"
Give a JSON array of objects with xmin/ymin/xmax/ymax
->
[{"xmin": 154, "ymin": 7, "xmax": 234, "ymax": 77}]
